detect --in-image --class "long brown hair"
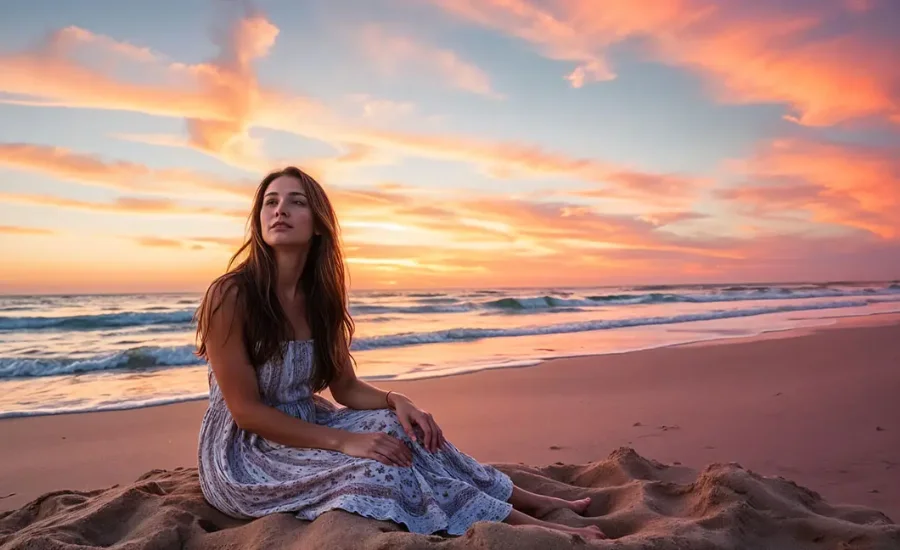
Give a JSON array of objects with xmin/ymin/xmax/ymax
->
[{"xmin": 194, "ymin": 166, "xmax": 355, "ymax": 392}]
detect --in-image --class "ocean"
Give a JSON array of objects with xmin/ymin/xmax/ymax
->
[{"xmin": 2, "ymin": 281, "xmax": 899, "ymax": 419}]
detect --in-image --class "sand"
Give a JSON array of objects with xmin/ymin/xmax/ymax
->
[{"xmin": 2, "ymin": 315, "xmax": 899, "ymax": 549}]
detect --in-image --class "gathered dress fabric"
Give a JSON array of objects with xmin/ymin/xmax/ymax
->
[{"xmin": 197, "ymin": 339, "xmax": 514, "ymax": 535}]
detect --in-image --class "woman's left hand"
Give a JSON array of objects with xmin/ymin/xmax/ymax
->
[{"xmin": 389, "ymin": 393, "xmax": 446, "ymax": 453}]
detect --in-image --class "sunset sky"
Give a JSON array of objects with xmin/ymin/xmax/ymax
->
[{"xmin": 1, "ymin": 0, "xmax": 899, "ymax": 294}]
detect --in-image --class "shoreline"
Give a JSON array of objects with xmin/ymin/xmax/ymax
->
[
  {"xmin": 2, "ymin": 313, "xmax": 899, "ymax": 519},
  {"xmin": 3, "ymin": 308, "xmax": 898, "ymax": 420}
]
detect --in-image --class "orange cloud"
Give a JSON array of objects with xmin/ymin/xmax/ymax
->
[
  {"xmin": 0, "ymin": 143, "xmax": 254, "ymax": 200},
  {"xmin": 429, "ymin": 0, "xmax": 900, "ymax": 125},
  {"xmin": 134, "ymin": 237, "xmax": 186, "ymax": 248},
  {"xmin": 359, "ymin": 26, "xmax": 502, "ymax": 99},
  {"xmin": 0, "ymin": 191, "xmax": 246, "ymax": 219},
  {"xmin": 324, "ymin": 183, "xmax": 739, "ymax": 271},
  {"xmin": 1, "ymin": 54, "xmax": 221, "ymax": 120},
  {"xmin": 1, "ymin": 140, "xmax": 704, "ymax": 260},
  {"xmin": 0, "ymin": 225, "xmax": 55, "ymax": 235},
  {"xmin": 720, "ymin": 138, "xmax": 900, "ymax": 238},
  {"xmin": 0, "ymin": 10, "xmax": 325, "ymax": 171},
  {"xmin": 132, "ymin": 235, "xmax": 245, "ymax": 251},
  {"xmin": 191, "ymin": 236, "xmax": 244, "ymax": 248},
  {"xmin": 114, "ymin": 187, "xmax": 722, "ymax": 284},
  {"xmin": 0, "ymin": 155, "xmax": 718, "ymax": 269}
]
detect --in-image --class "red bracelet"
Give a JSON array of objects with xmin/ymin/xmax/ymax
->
[{"xmin": 386, "ymin": 391, "xmax": 394, "ymax": 409}]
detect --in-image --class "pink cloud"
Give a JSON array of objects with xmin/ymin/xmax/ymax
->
[
  {"xmin": 359, "ymin": 25, "xmax": 502, "ymax": 99},
  {"xmin": 429, "ymin": 0, "xmax": 900, "ymax": 125},
  {"xmin": 720, "ymin": 138, "xmax": 900, "ymax": 238}
]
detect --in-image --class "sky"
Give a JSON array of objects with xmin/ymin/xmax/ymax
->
[{"xmin": 1, "ymin": 0, "xmax": 899, "ymax": 294}]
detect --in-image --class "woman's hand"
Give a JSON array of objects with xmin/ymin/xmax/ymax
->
[
  {"xmin": 339, "ymin": 432, "xmax": 413, "ymax": 467},
  {"xmin": 389, "ymin": 393, "xmax": 447, "ymax": 453}
]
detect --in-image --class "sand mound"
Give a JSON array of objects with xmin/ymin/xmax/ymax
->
[{"xmin": 2, "ymin": 447, "xmax": 897, "ymax": 550}]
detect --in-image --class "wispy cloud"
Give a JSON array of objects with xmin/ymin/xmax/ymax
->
[
  {"xmin": 342, "ymin": 129, "xmax": 703, "ymax": 204},
  {"xmin": 0, "ymin": 225, "xmax": 56, "ymax": 236},
  {"xmin": 327, "ymin": 184, "xmax": 739, "ymax": 271},
  {"xmin": 133, "ymin": 236, "xmax": 188, "ymax": 248},
  {"xmin": 0, "ymin": 191, "xmax": 246, "ymax": 219},
  {"xmin": 719, "ymin": 138, "xmax": 900, "ymax": 238},
  {"xmin": 428, "ymin": 0, "xmax": 623, "ymax": 87},
  {"xmin": 0, "ymin": 143, "xmax": 254, "ymax": 200},
  {"xmin": 345, "ymin": 94, "xmax": 417, "ymax": 119},
  {"xmin": 50, "ymin": 26, "xmax": 162, "ymax": 63},
  {"xmin": 428, "ymin": 0, "xmax": 900, "ymax": 125},
  {"xmin": 130, "ymin": 235, "xmax": 245, "ymax": 250},
  {"xmin": 359, "ymin": 25, "xmax": 503, "ymax": 99}
]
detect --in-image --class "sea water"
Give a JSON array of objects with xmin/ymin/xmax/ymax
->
[{"xmin": 2, "ymin": 281, "xmax": 899, "ymax": 418}]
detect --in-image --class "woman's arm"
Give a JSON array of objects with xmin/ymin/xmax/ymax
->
[
  {"xmin": 330, "ymin": 366, "xmax": 445, "ymax": 452},
  {"xmin": 205, "ymin": 280, "xmax": 349, "ymax": 451},
  {"xmin": 329, "ymin": 361, "xmax": 409, "ymax": 410}
]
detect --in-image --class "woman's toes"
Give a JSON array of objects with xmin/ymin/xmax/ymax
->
[
  {"xmin": 570, "ymin": 497, "xmax": 592, "ymax": 514},
  {"xmin": 574, "ymin": 525, "xmax": 606, "ymax": 539}
]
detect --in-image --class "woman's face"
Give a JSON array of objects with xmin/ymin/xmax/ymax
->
[{"xmin": 260, "ymin": 175, "xmax": 316, "ymax": 248}]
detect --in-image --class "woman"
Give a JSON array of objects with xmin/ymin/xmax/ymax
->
[{"xmin": 194, "ymin": 166, "xmax": 607, "ymax": 539}]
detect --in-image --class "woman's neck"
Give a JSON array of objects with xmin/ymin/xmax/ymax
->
[{"xmin": 274, "ymin": 246, "xmax": 310, "ymax": 301}]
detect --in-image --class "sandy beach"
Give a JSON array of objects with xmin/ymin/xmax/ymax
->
[{"xmin": 2, "ymin": 315, "xmax": 899, "ymax": 549}]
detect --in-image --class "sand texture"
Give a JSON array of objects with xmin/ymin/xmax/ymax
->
[
  {"xmin": 2, "ymin": 447, "xmax": 898, "ymax": 549},
  {"xmin": 2, "ymin": 316, "xmax": 899, "ymax": 548}
]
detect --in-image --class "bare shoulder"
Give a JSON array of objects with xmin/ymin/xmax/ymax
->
[
  {"xmin": 207, "ymin": 274, "xmax": 244, "ymax": 312},
  {"xmin": 199, "ymin": 274, "xmax": 248, "ymax": 347}
]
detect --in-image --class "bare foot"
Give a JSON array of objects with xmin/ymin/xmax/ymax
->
[
  {"xmin": 534, "ymin": 496, "xmax": 592, "ymax": 519},
  {"xmin": 553, "ymin": 524, "xmax": 607, "ymax": 540},
  {"xmin": 505, "ymin": 507, "xmax": 607, "ymax": 540}
]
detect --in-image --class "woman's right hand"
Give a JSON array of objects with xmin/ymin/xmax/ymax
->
[{"xmin": 339, "ymin": 432, "xmax": 413, "ymax": 467}]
